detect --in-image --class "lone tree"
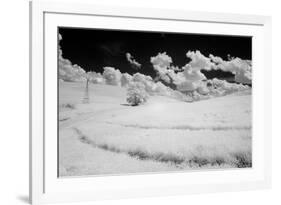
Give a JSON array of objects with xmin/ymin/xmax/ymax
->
[
  {"xmin": 126, "ymin": 82, "xmax": 148, "ymax": 106},
  {"xmin": 82, "ymin": 78, "xmax": 90, "ymax": 104}
]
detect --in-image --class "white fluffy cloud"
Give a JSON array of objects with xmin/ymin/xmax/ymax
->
[
  {"xmin": 150, "ymin": 51, "xmax": 208, "ymax": 91},
  {"xmin": 186, "ymin": 50, "xmax": 214, "ymax": 71},
  {"xmin": 87, "ymin": 71, "xmax": 104, "ymax": 84},
  {"xmin": 176, "ymin": 65, "xmax": 206, "ymax": 92},
  {"xmin": 150, "ymin": 52, "xmax": 173, "ymax": 75},
  {"xmin": 126, "ymin": 53, "xmax": 141, "ymax": 69},
  {"xmin": 58, "ymin": 33, "xmax": 87, "ymax": 82},
  {"xmin": 234, "ymin": 68, "xmax": 252, "ymax": 84},
  {"xmin": 153, "ymin": 82, "xmax": 170, "ymax": 95},
  {"xmin": 103, "ymin": 67, "xmax": 122, "ymax": 86},
  {"xmin": 150, "ymin": 52, "xmax": 175, "ymax": 84},
  {"xmin": 209, "ymin": 54, "xmax": 252, "ymax": 84},
  {"xmin": 132, "ymin": 72, "xmax": 153, "ymax": 83},
  {"xmin": 121, "ymin": 73, "xmax": 133, "ymax": 87},
  {"xmin": 130, "ymin": 72, "xmax": 172, "ymax": 96},
  {"xmin": 132, "ymin": 73, "xmax": 153, "ymax": 92},
  {"xmin": 185, "ymin": 50, "xmax": 252, "ymax": 84},
  {"xmin": 149, "ymin": 50, "xmax": 252, "ymax": 94},
  {"xmin": 151, "ymin": 52, "xmax": 172, "ymax": 68},
  {"xmin": 208, "ymin": 78, "xmax": 250, "ymax": 95},
  {"xmin": 177, "ymin": 81, "xmax": 199, "ymax": 92},
  {"xmin": 58, "ymin": 54, "xmax": 87, "ymax": 82},
  {"xmin": 182, "ymin": 64, "xmax": 206, "ymax": 82}
]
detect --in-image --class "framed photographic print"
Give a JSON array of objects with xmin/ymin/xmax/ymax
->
[{"xmin": 29, "ymin": 0, "xmax": 272, "ymax": 204}]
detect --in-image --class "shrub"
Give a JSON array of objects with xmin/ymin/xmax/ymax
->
[
  {"xmin": 59, "ymin": 103, "xmax": 76, "ymax": 111},
  {"xmin": 126, "ymin": 82, "xmax": 148, "ymax": 106}
]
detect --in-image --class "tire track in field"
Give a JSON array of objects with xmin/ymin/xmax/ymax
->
[
  {"xmin": 104, "ymin": 122, "xmax": 251, "ymax": 131},
  {"xmin": 73, "ymin": 127, "xmax": 251, "ymax": 168},
  {"xmin": 73, "ymin": 127, "xmax": 186, "ymax": 167}
]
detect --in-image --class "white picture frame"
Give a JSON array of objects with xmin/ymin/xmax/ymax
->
[{"xmin": 29, "ymin": 0, "xmax": 272, "ymax": 204}]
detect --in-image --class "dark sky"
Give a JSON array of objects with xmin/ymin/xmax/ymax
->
[{"xmin": 58, "ymin": 27, "xmax": 252, "ymax": 79}]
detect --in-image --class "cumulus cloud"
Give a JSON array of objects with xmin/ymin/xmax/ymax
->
[
  {"xmin": 208, "ymin": 54, "xmax": 224, "ymax": 65},
  {"xmin": 170, "ymin": 65, "xmax": 181, "ymax": 71},
  {"xmin": 133, "ymin": 72, "xmax": 153, "ymax": 83},
  {"xmin": 209, "ymin": 54, "xmax": 252, "ymax": 84},
  {"xmin": 150, "ymin": 52, "xmax": 173, "ymax": 75},
  {"xmin": 58, "ymin": 33, "xmax": 87, "ymax": 82},
  {"xmin": 131, "ymin": 73, "xmax": 153, "ymax": 92},
  {"xmin": 186, "ymin": 50, "xmax": 214, "ymax": 71},
  {"xmin": 177, "ymin": 81, "xmax": 198, "ymax": 92},
  {"xmin": 129, "ymin": 72, "xmax": 173, "ymax": 96},
  {"xmin": 86, "ymin": 71, "xmax": 104, "ymax": 84},
  {"xmin": 185, "ymin": 50, "xmax": 252, "ymax": 84},
  {"xmin": 170, "ymin": 63, "xmax": 207, "ymax": 92},
  {"xmin": 121, "ymin": 73, "xmax": 133, "ymax": 87},
  {"xmin": 151, "ymin": 52, "xmax": 172, "ymax": 68},
  {"xmin": 234, "ymin": 68, "xmax": 252, "ymax": 84},
  {"xmin": 102, "ymin": 67, "xmax": 122, "ymax": 86},
  {"xmin": 207, "ymin": 78, "xmax": 250, "ymax": 96},
  {"xmin": 58, "ymin": 58, "xmax": 87, "ymax": 82},
  {"xmin": 126, "ymin": 53, "xmax": 141, "ymax": 70},
  {"xmin": 150, "ymin": 52, "xmax": 209, "ymax": 91},
  {"xmin": 176, "ymin": 66, "xmax": 206, "ymax": 92},
  {"xmin": 153, "ymin": 82, "xmax": 170, "ymax": 95},
  {"xmin": 149, "ymin": 50, "xmax": 252, "ymax": 94},
  {"xmin": 182, "ymin": 64, "xmax": 206, "ymax": 82},
  {"xmin": 125, "ymin": 71, "xmax": 199, "ymax": 101},
  {"xmin": 150, "ymin": 52, "xmax": 175, "ymax": 85},
  {"xmin": 197, "ymin": 83, "xmax": 210, "ymax": 95},
  {"xmin": 181, "ymin": 50, "xmax": 252, "ymax": 84}
]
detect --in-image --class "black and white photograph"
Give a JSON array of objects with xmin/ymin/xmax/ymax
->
[{"xmin": 58, "ymin": 27, "xmax": 252, "ymax": 177}]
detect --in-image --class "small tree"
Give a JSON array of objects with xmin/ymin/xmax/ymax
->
[{"xmin": 126, "ymin": 82, "xmax": 148, "ymax": 106}]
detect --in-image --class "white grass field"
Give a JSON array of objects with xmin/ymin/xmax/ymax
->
[{"xmin": 59, "ymin": 82, "xmax": 252, "ymax": 177}]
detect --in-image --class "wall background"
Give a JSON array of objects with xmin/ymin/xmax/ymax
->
[{"xmin": 0, "ymin": 0, "xmax": 279, "ymax": 204}]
